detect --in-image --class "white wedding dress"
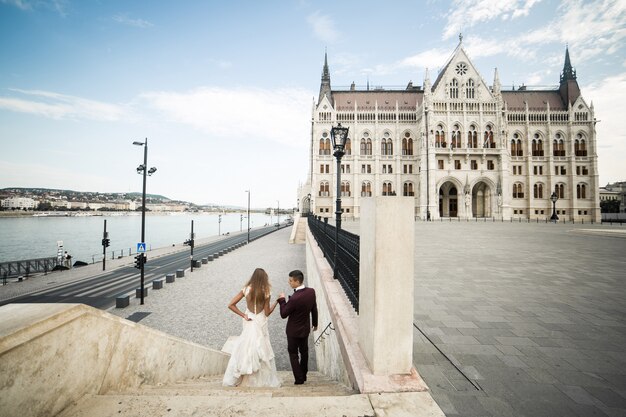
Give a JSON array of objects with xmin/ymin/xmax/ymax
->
[{"xmin": 222, "ymin": 286, "xmax": 281, "ymax": 387}]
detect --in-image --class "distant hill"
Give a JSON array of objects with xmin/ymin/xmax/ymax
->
[{"xmin": 1, "ymin": 187, "xmax": 171, "ymax": 202}]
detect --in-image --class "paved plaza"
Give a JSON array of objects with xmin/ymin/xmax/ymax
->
[
  {"xmin": 411, "ymin": 222, "xmax": 626, "ymax": 417},
  {"xmin": 107, "ymin": 227, "xmax": 311, "ymax": 373}
]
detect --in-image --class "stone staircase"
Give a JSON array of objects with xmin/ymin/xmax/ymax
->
[
  {"xmin": 294, "ymin": 217, "xmax": 307, "ymax": 244},
  {"xmin": 57, "ymin": 372, "xmax": 382, "ymax": 417}
]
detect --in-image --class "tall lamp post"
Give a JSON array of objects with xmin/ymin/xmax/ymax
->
[
  {"xmin": 277, "ymin": 200, "xmax": 280, "ymax": 227},
  {"xmin": 550, "ymin": 192, "xmax": 559, "ymax": 222},
  {"xmin": 133, "ymin": 139, "xmax": 157, "ymax": 305},
  {"xmin": 331, "ymin": 123, "xmax": 349, "ymax": 279},
  {"xmin": 245, "ymin": 190, "xmax": 250, "ymax": 243}
]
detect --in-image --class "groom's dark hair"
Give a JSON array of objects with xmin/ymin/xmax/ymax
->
[{"xmin": 289, "ymin": 269, "xmax": 304, "ymax": 283}]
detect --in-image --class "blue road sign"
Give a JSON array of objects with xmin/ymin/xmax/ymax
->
[{"xmin": 137, "ymin": 242, "xmax": 146, "ymax": 253}]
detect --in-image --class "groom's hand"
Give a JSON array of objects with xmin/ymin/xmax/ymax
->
[
  {"xmin": 278, "ymin": 292, "xmax": 285, "ymax": 299},
  {"xmin": 313, "ymin": 326, "xmax": 318, "ymax": 331}
]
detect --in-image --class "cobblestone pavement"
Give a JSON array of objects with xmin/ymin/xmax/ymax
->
[
  {"xmin": 108, "ymin": 227, "xmax": 313, "ymax": 373},
  {"xmin": 411, "ymin": 222, "xmax": 626, "ymax": 417}
]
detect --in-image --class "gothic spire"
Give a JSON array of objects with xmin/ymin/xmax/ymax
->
[
  {"xmin": 559, "ymin": 46, "xmax": 580, "ymax": 105},
  {"xmin": 560, "ymin": 46, "xmax": 577, "ymax": 83},
  {"xmin": 318, "ymin": 50, "xmax": 332, "ymax": 104}
]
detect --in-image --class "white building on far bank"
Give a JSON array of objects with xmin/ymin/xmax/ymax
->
[{"xmin": 1, "ymin": 197, "xmax": 38, "ymax": 210}]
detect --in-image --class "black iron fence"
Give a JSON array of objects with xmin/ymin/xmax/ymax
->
[{"xmin": 308, "ymin": 216, "xmax": 360, "ymax": 312}]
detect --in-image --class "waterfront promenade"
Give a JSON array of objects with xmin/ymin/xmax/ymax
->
[{"xmin": 2, "ymin": 221, "xmax": 625, "ymax": 416}]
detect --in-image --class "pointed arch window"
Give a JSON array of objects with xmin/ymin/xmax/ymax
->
[
  {"xmin": 435, "ymin": 125, "xmax": 446, "ymax": 148},
  {"xmin": 555, "ymin": 183, "xmax": 565, "ymax": 199},
  {"xmin": 467, "ymin": 125, "xmax": 478, "ymax": 148},
  {"xmin": 319, "ymin": 135, "xmax": 331, "ymax": 155},
  {"xmin": 360, "ymin": 138, "xmax": 372, "ymax": 156},
  {"xmin": 510, "ymin": 133, "xmax": 523, "ymax": 156},
  {"xmin": 575, "ymin": 135, "xmax": 587, "ymax": 156},
  {"xmin": 319, "ymin": 181, "xmax": 330, "ymax": 197},
  {"xmin": 382, "ymin": 181, "xmax": 394, "ymax": 196},
  {"xmin": 483, "ymin": 125, "xmax": 495, "ymax": 148},
  {"xmin": 532, "ymin": 134, "xmax": 544, "ymax": 156},
  {"xmin": 345, "ymin": 138, "xmax": 352, "ymax": 155},
  {"xmin": 553, "ymin": 133, "xmax": 565, "ymax": 157},
  {"xmin": 381, "ymin": 138, "xmax": 393, "ymax": 156},
  {"xmin": 466, "ymin": 79, "xmax": 475, "ymax": 99},
  {"xmin": 451, "ymin": 124, "xmax": 461, "ymax": 149},
  {"xmin": 403, "ymin": 182, "xmax": 415, "ymax": 197},
  {"xmin": 402, "ymin": 132, "xmax": 413, "ymax": 155},
  {"xmin": 513, "ymin": 183, "xmax": 524, "ymax": 199},
  {"xmin": 576, "ymin": 183, "xmax": 587, "ymax": 199},
  {"xmin": 341, "ymin": 181, "xmax": 351, "ymax": 197},
  {"xmin": 533, "ymin": 183, "xmax": 544, "ymax": 199},
  {"xmin": 450, "ymin": 79, "xmax": 459, "ymax": 99},
  {"xmin": 361, "ymin": 181, "xmax": 372, "ymax": 197}
]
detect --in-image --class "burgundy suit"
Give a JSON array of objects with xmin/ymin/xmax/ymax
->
[{"xmin": 278, "ymin": 287, "xmax": 318, "ymax": 383}]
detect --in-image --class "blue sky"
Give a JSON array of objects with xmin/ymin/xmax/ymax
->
[{"xmin": 0, "ymin": 0, "xmax": 624, "ymax": 208}]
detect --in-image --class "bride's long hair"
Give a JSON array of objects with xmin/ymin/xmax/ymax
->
[{"xmin": 246, "ymin": 268, "xmax": 271, "ymax": 306}]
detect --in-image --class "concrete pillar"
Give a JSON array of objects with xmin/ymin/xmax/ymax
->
[{"xmin": 359, "ymin": 197, "xmax": 414, "ymax": 375}]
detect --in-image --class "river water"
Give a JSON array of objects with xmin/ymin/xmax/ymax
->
[{"xmin": 0, "ymin": 212, "xmax": 279, "ymax": 263}]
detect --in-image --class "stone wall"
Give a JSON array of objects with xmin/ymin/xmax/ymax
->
[
  {"xmin": 305, "ymin": 228, "xmax": 355, "ymax": 390},
  {"xmin": 0, "ymin": 303, "xmax": 229, "ymax": 417}
]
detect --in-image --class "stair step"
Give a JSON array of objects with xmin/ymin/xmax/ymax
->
[
  {"xmin": 58, "ymin": 393, "xmax": 375, "ymax": 417},
  {"xmin": 106, "ymin": 372, "xmax": 356, "ymax": 398}
]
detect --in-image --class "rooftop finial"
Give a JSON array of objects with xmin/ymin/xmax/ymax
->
[{"xmin": 459, "ymin": 32, "xmax": 463, "ymax": 43}]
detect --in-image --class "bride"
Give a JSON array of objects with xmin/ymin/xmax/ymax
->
[{"xmin": 222, "ymin": 268, "xmax": 281, "ymax": 387}]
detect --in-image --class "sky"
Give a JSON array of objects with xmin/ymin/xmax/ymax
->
[{"xmin": 0, "ymin": 0, "xmax": 624, "ymax": 208}]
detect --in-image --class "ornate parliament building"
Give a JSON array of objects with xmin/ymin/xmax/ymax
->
[{"xmin": 301, "ymin": 40, "xmax": 600, "ymax": 222}]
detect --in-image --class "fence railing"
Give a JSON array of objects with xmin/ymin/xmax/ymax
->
[
  {"xmin": 308, "ymin": 216, "xmax": 360, "ymax": 312},
  {"xmin": 0, "ymin": 256, "xmax": 61, "ymax": 279}
]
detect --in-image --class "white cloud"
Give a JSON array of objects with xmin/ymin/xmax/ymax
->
[
  {"xmin": 140, "ymin": 87, "xmax": 313, "ymax": 148},
  {"xmin": 584, "ymin": 72, "xmax": 626, "ymax": 184},
  {"xmin": 1, "ymin": 0, "xmax": 67, "ymax": 15},
  {"xmin": 458, "ymin": 0, "xmax": 625, "ymax": 64},
  {"xmin": 443, "ymin": 0, "xmax": 543, "ymax": 40},
  {"xmin": 1, "ymin": 0, "xmax": 32, "ymax": 10},
  {"xmin": 307, "ymin": 11, "xmax": 340, "ymax": 43},
  {"xmin": 113, "ymin": 13, "xmax": 153, "ymax": 29},
  {"xmin": 0, "ymin": 89, "xmax": 130, "ymax": 121}
]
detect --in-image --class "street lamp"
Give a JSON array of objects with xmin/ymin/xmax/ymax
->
[
  {"xmin": 133, "ymin": 138, "xmax": 157, "ymax": 305},
  {"xmin": 550, "ymin": 192, "xmax": 559, "ymax": 222},
  {"xmin": 277, "ymin": 200, "xmax": 280, "ymax": 227},
  {"xmin": 245, "ymin": 190, "xmax": 250, "ymax": 243},
  {"xmin": 218, "ymin": 214, "xmax": 222, "ymax": 235},
  {"xmin": 331, "ymin": 123, "xmax": 349, "ymax": 279}
]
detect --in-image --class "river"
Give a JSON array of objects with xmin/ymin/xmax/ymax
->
[{"xmin": 0, "ymin": 212, "xmax": 280, "ymax": 263}]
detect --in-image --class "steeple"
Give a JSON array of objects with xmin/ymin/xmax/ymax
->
[
  {"xmin": 318, "ymin": 50, "xmax": 332, "ymax": 104},
  {"xmin": 559, "ymin": 46, "xmax": 581, "ymax": 106},
  {"xmin": 560, "ymin": 46, "xmax": 576, "ymax": 83},
  {"xmin": 423, "ymin": 68, "xmax": 431, "ymax": 93}
]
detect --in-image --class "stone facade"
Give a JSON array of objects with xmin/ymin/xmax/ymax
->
[{"xmin": 302, "ymin": 41, "xmax": 600, "ymax": 222}]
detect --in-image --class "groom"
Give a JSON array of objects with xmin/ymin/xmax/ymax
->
[{"xmin": 277, "ymin": 269, "xmax": 318, "ymax": 385}]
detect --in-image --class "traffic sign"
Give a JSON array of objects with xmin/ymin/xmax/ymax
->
[{"xmin": 137, "ymin": 242, "xmax": 146, "ymax": 253}]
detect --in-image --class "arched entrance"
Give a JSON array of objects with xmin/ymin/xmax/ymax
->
[
  {"xmin": 302, "ymin": 194, "xmax": 312, "ymax": 216},
  {"xmin": 438, "ymin": 182, "xmax": 459, "ymax": 218},
  {"xmin": 472, "ymin": 182, "xmax": 492, "ymax": 217}
]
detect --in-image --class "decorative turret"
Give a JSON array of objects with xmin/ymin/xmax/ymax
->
[
  {"xmin": 318, "ymin": 51, "xmax": 332, "ymax": 104},
  {"xmin": 492, "ymin": 67, "xmax": 501, "ymax": 96},
  {"xmin": 423, "ymin": 68, "xmax": 431, "ymax": 93},
  {"xmin": 559, "ymin": 46, "xmax": 581, "ymax": 106}
]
